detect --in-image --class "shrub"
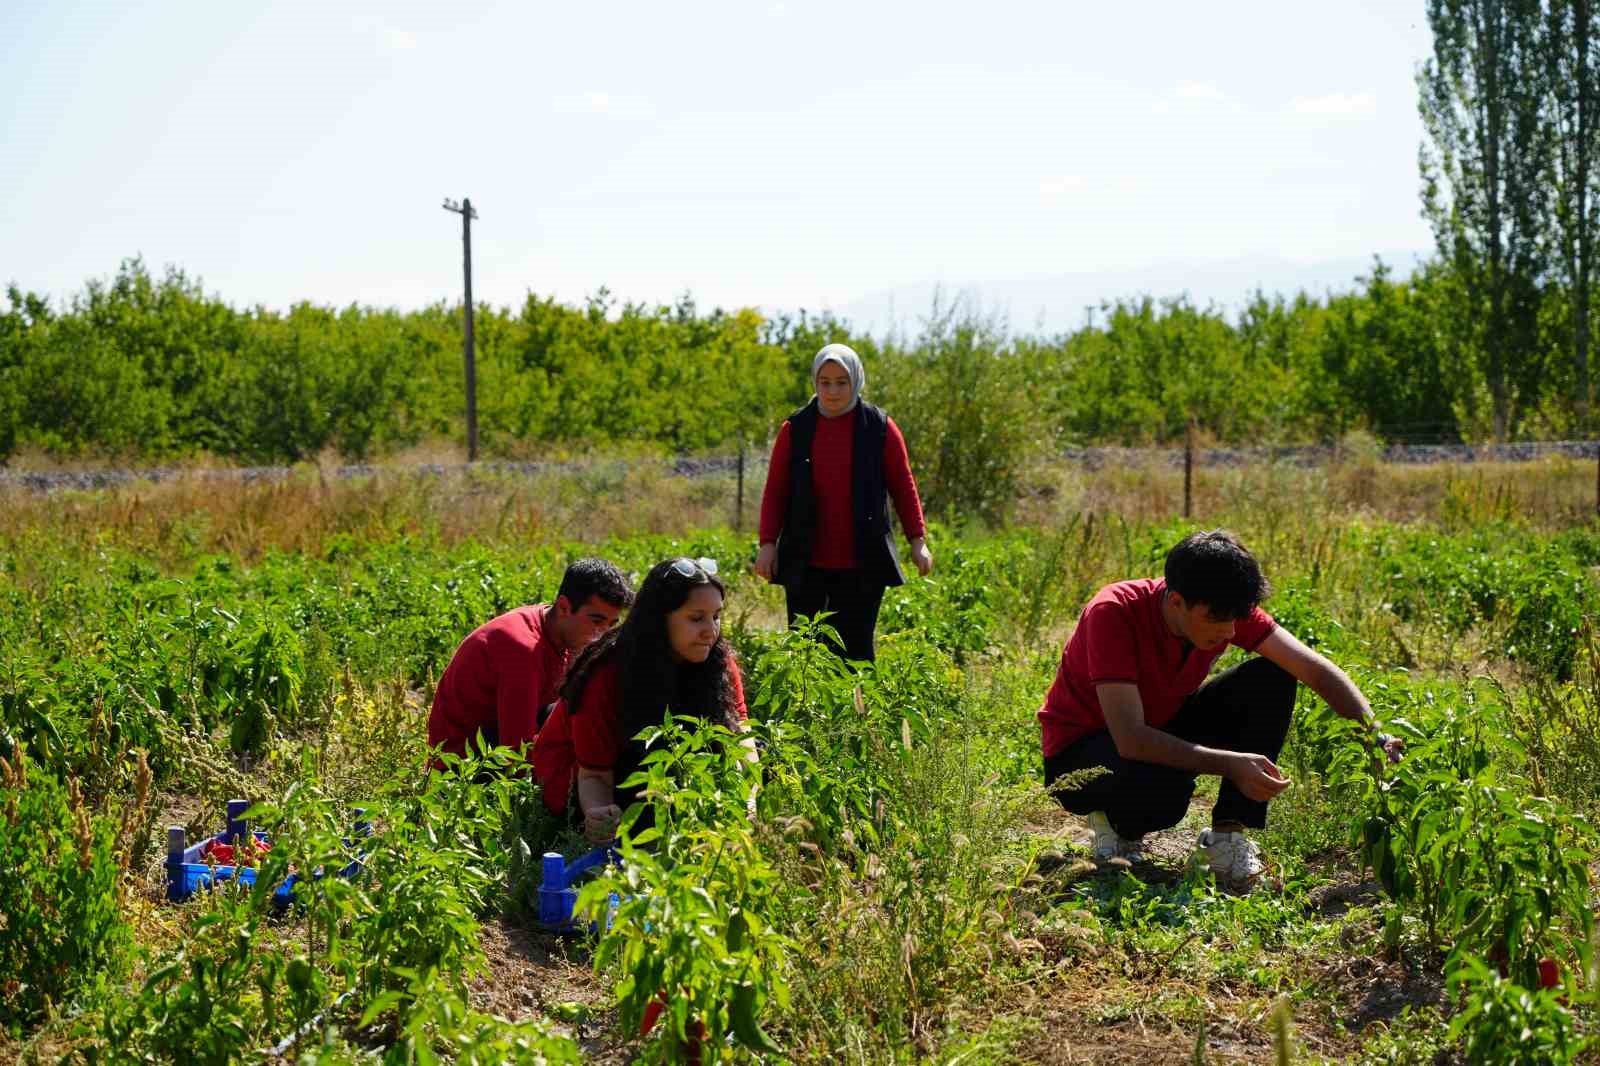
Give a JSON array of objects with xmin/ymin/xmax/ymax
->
[{"xmin": 0, "ymin": 752, "xmax": 133, "ymax": 1031}]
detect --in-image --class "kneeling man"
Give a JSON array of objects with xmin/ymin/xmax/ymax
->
[
  {"xmin": 429, "ymin": 558, "xmax": 633, "ymax": 767},
  {"xmin": 1040, "ymin": 530, "xmax": 1400, "ymax": 885}
]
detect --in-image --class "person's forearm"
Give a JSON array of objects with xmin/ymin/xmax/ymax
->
[
  {"xmin": 1307, "ymin": 661, "xmax": 1376, "ymax": 731},
  {"xmin": 576, "ymin": 769, "xmax": 615, "ymax": 814},
  {"xmin": 1113, "ymin": 724, "xmax": 1236, "ymax": 776}
]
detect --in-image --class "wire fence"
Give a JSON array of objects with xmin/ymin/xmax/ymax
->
[{"xmin": 4, "ymin": 440, "xmax": 1599, "ymax": 494}]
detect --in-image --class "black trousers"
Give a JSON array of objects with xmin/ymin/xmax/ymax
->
[
  {"xmin": 784, "ymin": 566, "xmax": 887, "ymax": 663},
  {"xmin": 1044, "ymin": 656, "xmax": 1297, "ymax": 838}
]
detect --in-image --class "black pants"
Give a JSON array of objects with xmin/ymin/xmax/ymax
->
[
  {"xmin": 1044, "ymin": 656, "xmax": 1297, "ymax": 838},
  {"xmin": 784, "ymin": 566, "xmax": 887, "ymax": 663}
]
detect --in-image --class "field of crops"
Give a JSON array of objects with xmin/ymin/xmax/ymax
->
[{"xmin": 3, "ymin": 458, "xmax": 1600, "ymax": 1064}]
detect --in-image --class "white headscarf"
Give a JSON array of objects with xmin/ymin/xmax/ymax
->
[{"xmin": 811, "ymin": 343, "xmax": 865, "ymax": 416}]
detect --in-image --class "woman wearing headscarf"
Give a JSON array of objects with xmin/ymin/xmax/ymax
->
[{"xmin": 753, "ymin": 343, "xmax": 932, "ymax": 662}]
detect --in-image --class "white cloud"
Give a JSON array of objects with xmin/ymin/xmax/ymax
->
[
  {"xmin": 768, "ymin": 1, "xmax": 793, "ymax": 16},
  {"xmin": 1291, "ymin": 91, "xmax": 1377, "ymax": 118},
  {"xmin": 380, "ymin": 27, "xmax": 418, "ymax": 51},
  {"xmin": 1039, "ymin": 175, "xmax": 1087, "ymax": 200},
  {"xmin": 1153, "ymin": 81, "xmax": 1237, "ymax": 115},
  {"xmin": 552, "ymin": 91, "xmax": 655, "ymax": 121},
  {"xmin": 1177, "ymin": 81, "xmax": 1229, "ymax": 102}
]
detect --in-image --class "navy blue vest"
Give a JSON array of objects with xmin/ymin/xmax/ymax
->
[{"xmin": 775, "ymin": 398, "xmax": 905, "ymax": 588}]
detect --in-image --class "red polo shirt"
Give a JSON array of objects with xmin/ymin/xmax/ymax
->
[
  {"xmin": 428, "ymin": 605, "xmax": 569, "ymax": 763},
  {"xmin": 758, "ymin": 412, "xmax": 926, "ymax": 569},
  {"xmin": 1038, "ymin": 579, "xmax": 1276, "ymax": 758},
  {"xmin": 533, "ymin": 654, "xmax": 748, "ymax": 815}
]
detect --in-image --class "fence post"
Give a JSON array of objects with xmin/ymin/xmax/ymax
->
[
  {"xmin": 735, "ymin": 434, "xmax": 746, "ymax": 533},
  {"xmin": 1184, "ymin": 416, "xmax": 1196, "ymax": 519}
]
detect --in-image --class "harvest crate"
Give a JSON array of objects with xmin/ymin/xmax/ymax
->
[{"xmin": 165, "ymin": 798, "xmax": 368, "ymax": 906}]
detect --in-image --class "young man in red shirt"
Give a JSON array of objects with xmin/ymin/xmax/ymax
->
[
  {"xmin": 428, "ymin": 558, "xmax": 633, "ymax": 767},
  {"xmin": 1040, "ymin": 530, "xmax": 1402, "ymax": 886}
]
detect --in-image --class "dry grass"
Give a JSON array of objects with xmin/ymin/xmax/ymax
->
[
  {"xmin": 2, "ymin": 455, "xmax": 1593, "ymax": 571},
  {"xmin": 1015, "ymin": 453, "xmax": 1598, "ymax": 534},
  {"xmin": 0, "ymin": 461, "xmax": 756, "ymax": 568}
]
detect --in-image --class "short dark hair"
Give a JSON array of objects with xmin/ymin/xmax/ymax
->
[
  {"xmin": 1163, "ymin": 530, "xmax": 1270, "ymax": 620},
  {"xmin": 557, "ymin": 557, "xmax": 633, "ymax": 610}
]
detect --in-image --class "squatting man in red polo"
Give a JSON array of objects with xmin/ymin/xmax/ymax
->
[{"xmin": 1039, "ymin": 529, "xmax": 1402, "ymax": 888}]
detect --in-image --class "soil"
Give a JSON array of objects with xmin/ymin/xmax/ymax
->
[
  {"xmin": 1011, "ymin": 803, "xmax": 1458, "ymax": 1064},
  {"xmin": 470, "ymin": 914, "xmax": 632, "ymax": 1063}
]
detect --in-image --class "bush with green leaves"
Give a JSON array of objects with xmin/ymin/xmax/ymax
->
[
  {"xmin": 1307, "ymin": 686, "xmax": 1596, "ymax": 982},
  {"xmin": 1294, "ymin": 679, "xmax": 1597, "ymax": 1062},
  {"xmin": 0, "ymin": 752, "xmax": 133, "ymax": 1033},
  {"xmin": 1505, "ymin": 559, "xmax": 1590, "ymax": 681},
  {"xmin": 579, "ymin": 715, "xmax": 788, "ymax": 1060},
  {"xmin": 1446, "ymin": 955, "xmax": 1591, "ymax": 1065},
  {"xmin": 95, "ymin": 745, "xmax": 582, "ymax": 1064}
]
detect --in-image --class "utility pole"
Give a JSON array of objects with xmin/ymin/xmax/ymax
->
[{"xmin": 442, "ymin": 197, "xmax": 479, "ymax": 462}]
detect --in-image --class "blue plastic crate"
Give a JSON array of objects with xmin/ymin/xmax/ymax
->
[{"xmin": 165, "ymin": 798, "xmax": 368, "ymax": 907}]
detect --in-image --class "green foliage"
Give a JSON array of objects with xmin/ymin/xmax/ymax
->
[
  {"xmin": 875, "ymin": 300, "xmax": 1042, "ymax": 522},
  {"xmin": 877, "ymin": 536, "xmax": 1000, "ymax": 660},
  {"xmin": 4, "ymin": 252, "xmax": 1598, "ymax": 468},
  {"xmin": 1418, "ymin": 0, "xmax": 1550, "ymax": 439},
  {"xmin": 7, "ymin": 504, "xmax": 1600, "ymax": 1060},
  {"xmin": 579, "ymin": 715, "xmax": 788, "ymax": 1060},
  {"xmin": 1324, "ymin": 686, "xmax": 1594, "ymax": 982},
  {"xmin": 1446, "ymin": 954, "xmax": 1591, "ymax": 1064},
  {"xmin": 1294, "ymin": 678, "xmax": 1597, "ymax": 1059},
  {"xmin": 94, "ymin": 746, "xmax": 582, "ymax": 1064},
  {"xmin": 0, "ymin": 753, "xmax": 133, "ymax": 1033}
]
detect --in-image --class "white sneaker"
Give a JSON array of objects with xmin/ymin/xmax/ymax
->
[
  {"xmin": 1087, "ymin": 811, "xmax": 1144, "ymax": 862},
  {"xmin": 1197, "ymin": 828, "xmax": 1266, "ymax": 883}
]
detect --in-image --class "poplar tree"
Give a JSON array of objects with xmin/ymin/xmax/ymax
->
[
  {"xmin": 1418, "ymin": 0, "xmax": 1549, "ymax": 440},
  {"xmin": 1540, "ymin": 0, "xmax": 1599, "ymax": 427}
]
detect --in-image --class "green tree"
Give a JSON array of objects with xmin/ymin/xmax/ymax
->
[
  {"xmin": 1539, "ymin": 0, "xmax": 1600, "ymax": 427},
  {"xmin": 1310, "ymin": 261, "xmax": 1462, "ymax": 440},
  {"xmin": 876, "ymin": 297, "xmax": 1041, "ymax": 523},
  {"xmin": 1419, "ymin": 0, "xmax": 1550, "ymax": 439}
]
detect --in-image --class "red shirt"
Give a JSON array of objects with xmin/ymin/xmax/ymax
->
[
  {"xmin": 758, "ymin": 411, "xmax": 926, "ymax": 569},
  {"xmin": 428, "ymin": 605, "xmax": 569, "ymax": 763},
  {"xmin": 533, "ymin": 653, "xmax": 749, "ymax": 815},
  {"xmin": 1038, "ymin": 579, "xmax": 1276, "ymax": 758}
]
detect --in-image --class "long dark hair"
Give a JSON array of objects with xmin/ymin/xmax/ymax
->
[{"xmin": 560, "ymin": 558, "xmax": 740, "ymax": 747}]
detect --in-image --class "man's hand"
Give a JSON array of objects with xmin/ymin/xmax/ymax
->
[
  {"xmin": 753, "ymin": 543, "xmax": 778, "ymax": 583},
  {"xmin": 1226, "ymin": 753, "xmax": 1291, "ymax": 802},
  {"xmin": 1376, "ymin": 732, "xmax": 1404, "ymax": 764},
  {"xmin": 908, "ymin": 539, "xmax": 933, "ymax": 577},
  {"xmin": 582, "ymin": 804, "xmax": 622, "ymax": 845}
]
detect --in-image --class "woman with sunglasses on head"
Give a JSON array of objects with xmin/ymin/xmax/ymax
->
[
  {"xmin": 532, "ymin": 557, "xmax": 751, "ymax": 844},
  {"xmin": 754, "ymin": 343, "xmax": 932, "ymax": 663}
]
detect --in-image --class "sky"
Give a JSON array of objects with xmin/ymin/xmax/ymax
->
[{"xmin": 1, "ymin": 1, "xmax": 1439, "ymax": 333}]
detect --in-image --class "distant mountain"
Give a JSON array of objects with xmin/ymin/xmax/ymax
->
[{"xmin": 836, "ymin": 250, "xmax": 1431, "ymax": 340}]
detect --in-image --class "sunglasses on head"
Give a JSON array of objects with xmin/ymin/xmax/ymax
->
[{"xmin": 669, "ymin": 557, "xmax": 719, "ymax": 579}]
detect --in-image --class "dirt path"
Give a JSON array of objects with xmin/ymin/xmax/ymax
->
[{"xmin": 470, "ymin": 916, "xmax": 632, "ymax": 1063}]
